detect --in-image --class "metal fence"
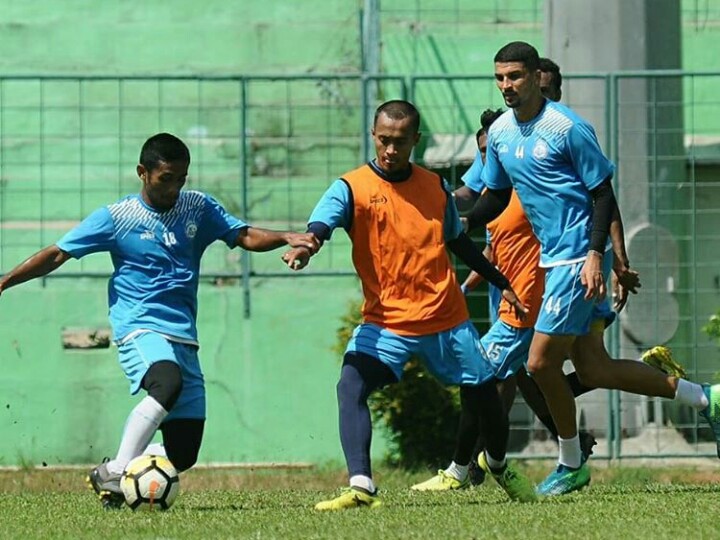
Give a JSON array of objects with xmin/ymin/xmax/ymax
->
[{"xmin": 1, "ymin": 71, "xmax": 719, "ymax": 459}]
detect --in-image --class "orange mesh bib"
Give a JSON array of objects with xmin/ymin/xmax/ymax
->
[{"xmin": 342, "ymin": 164, "xmax": 468, "ymax": 336}]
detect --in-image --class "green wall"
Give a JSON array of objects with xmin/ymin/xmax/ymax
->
[
  {"xmin": 0, "ymin": 275, "xmax": 364, "ymax": 465},
  {"xmin": 0, "ymin": 1, "xmax": 360, "ymax": 75}
]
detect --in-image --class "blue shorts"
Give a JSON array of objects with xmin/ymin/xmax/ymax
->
[
  {"xmin": 117, "ymin": 332, "xmax": 206, "ymax": 421},
  {"xmin": 535, "ymin": 254, "xmax": 614, "ymax": 336},
  {"xmin": 345, "ymin": 321, "xmax": 494, "ymax": 386},
  {"xmin": 479, "ymin": 320, "xmax": 534, "ymax": 380}
]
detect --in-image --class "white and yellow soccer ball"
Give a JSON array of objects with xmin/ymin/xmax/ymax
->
[{"xmin": 120, "ymin": 455, "xmax": 180, "ymax": 511}]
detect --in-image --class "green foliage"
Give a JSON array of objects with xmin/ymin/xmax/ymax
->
[
  {"xmin": 701, "ymin": 311, "xmax": 720, "ymax": 382},
  {"xmin": 331, "ymin": 299, "xmax": 364, "ymax": 358},
  {"xmin": 334, "ymin": 300, "xmax": 461, "ymax": 470},
  {"xmin": 702, "ymin": 311, "xmax": 720, "ymax": 344},
  {"xmin": 370, "ymin": 360, "xmax": 460, "ymax": 469}
]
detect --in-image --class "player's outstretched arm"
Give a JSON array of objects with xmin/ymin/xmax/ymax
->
[
  {"xmin": 282, "ymin": 220, "xmax": 332, "ymax": 271},
  {"xmin": 235, "ymin": 227, "xmax": 319, "ymax": 253},
  {"xmin": 609, "ymin": 205, "xmax": 630, "ymax": 275},
  {"xmin": 0, "ymin": 245, "xmax": 72, "ymax": 296}
]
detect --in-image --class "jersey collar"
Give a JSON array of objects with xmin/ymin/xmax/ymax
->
[{"xmin": 368, "ymin": 159, "xmax": 413, "ymax": 183}]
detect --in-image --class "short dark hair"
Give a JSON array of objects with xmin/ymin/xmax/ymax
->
[
  {"xmin": 479, "ymin": 108, "xmax": 504, "ymax": 134},
  {"xmin": 539, "ymin": 57, "xmax": 562, "ymax": 93},
  {"xmin": 139, "ymin": 133, "xmax": 191, "ymax": 171},
  {"xmin": 374, "ymin": 100, "xmax": 421, "ymax": 133},
  {"xmin": 494, "ymin": 41, "xmax": 540, "ymax": 72}
]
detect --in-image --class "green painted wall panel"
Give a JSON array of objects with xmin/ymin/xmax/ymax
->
[
  {"xmin": 0, "ymin": 1, "xmax": 360, "ymax": 75},
  {"xmin": 0, "ymin": 276, "xmax": 369, "ymax": 465}
]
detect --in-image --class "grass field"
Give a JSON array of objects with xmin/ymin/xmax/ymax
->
[{"xmin": 1, "ymin": 463, "xmax": 718, "ymax": 539}]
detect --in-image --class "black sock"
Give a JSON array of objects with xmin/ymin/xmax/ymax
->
[
  {"xmin": 567, "ymin": 372, "xmax": 593, "ymax": 398},
  {"xmin": 475, "ymin": 380, "xmax": 509, "ymax": 465},
  {"xmin": 337, "ymin": 353, "xmax": 397, "ymax": 478}
]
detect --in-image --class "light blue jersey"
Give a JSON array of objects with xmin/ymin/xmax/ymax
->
[
  {"xmin": 461, "ymin": 151, "xmax": 485, "ymax": 194},
  {"xmin": 56, "ymin": 191, "xmax": 247, "ymax": 343},
  {"xmin": 481, "ymin": 100, "xmax": 615, "ymax": 267},
  {"xmin": 309, "ymin": 174, "xmax": 464, "ymax": 241}
]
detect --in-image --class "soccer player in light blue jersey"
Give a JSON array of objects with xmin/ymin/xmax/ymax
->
[
  {"xmin": 0, "ymin": 133, "xmax": 319, "ymax": 508},
  {"xmin": 463, "ymin": 71, "xmax": 606, "ymax": 471},
  {"xmin": 465, "ymin": 41, "xmax": 720, "ymax": 496}
]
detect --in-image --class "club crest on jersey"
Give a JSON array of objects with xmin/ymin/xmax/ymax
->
[
  {"xmin": 532, "ymin": 140, "xmax": 549, "ymax": 160},
  {"xmin": 185, "ymin": 221, "xmax": 198, "ymax": 239},
  {"xmin": 140, "ymin": 229, "xmax": 154, "ymax": 240},
  {"xmin": 498, "ymin": 143, "xmax": 509, "ymax": 154}
]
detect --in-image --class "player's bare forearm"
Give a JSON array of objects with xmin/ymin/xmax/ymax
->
[
  {"xmin": 482, "ymin": 243, "xmax": 494, "ymax": 265},
  {"xmin": 608, "ymin": 206, "xmax": 640, "ymax": 294},
  {"xmin": 236, "ymin": 227, "xmax": 319, "ymax": 253},
  {"xmin": 0, "ymin": 245, "xmax": 70, "ymax": 295},
  {"xmin": 462, "ymin": 270, "xmax": 483, "ymax": 292},
  {"xmin": 609, "ymin": 206, "xmax": 630, "ymax": 272},
  {"xmin": 453, "ymin": 186, "xmax": 480, "ymax": 213}
]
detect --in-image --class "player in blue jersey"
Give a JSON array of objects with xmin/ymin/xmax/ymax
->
[
  {"xmin": 465, "ymin": 41, "xmax": 720, "ymax": 496},
  {"xmin": 449, "ymin": 106, "xmax": 676, "ymax": 491},
  {"xmin": 460, "ymin": 83, "xmax": 602, "ymax": 477},
  {"xmin": 0, "ymin": 133, "xmax": 319, "ymax": 508},
  {"xmin": 456, "ymin": 58, "xmax": 565, "ymax": 323}
]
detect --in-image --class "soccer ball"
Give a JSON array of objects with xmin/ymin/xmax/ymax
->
[{"xmin": 120, "ymin": 455, "xmax": 180, "ymax": 511}]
